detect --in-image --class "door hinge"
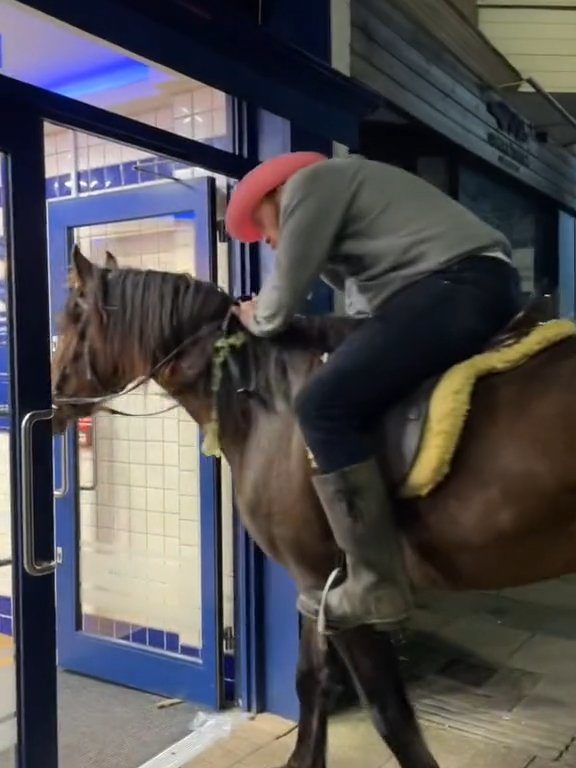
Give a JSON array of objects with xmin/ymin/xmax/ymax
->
[
  {"xmin": 223, "ymin": 625, "xmax": 235, "ymax": 652},
  {"xmin": 56, "ymin": 546, "xmax": 63, "ymax": 565}
]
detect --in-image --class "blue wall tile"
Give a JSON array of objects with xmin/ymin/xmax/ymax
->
[
  {"xmin": 147, "ymin": 628, "xmax": 165, "ymax": 650},
  {"xmin": 130, "ymin": 627, "xmax": 147, "ymax": 645},
  {"xmin": 180, "ymin": 644, "xmax": 201, "ymax": 659},
  {"xmin": 165, "ymin": 632, "xmax": 180, "ymax": 653},
  {"xmin": 0, "ymin": 595, "xmax": 11, "ymax": 617}
]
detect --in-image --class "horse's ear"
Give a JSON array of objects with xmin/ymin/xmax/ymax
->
[
  {"xmin": 105, "ymin": 251, "xmax": 119, "ymax": 271},
  {"xmin": 70, "ymin": 244, "xmax": 94, "ymax": 289}
]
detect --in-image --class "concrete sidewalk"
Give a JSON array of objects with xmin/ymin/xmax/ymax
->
[{"xmin": 184, "ymin": 578, "xmax": 576, "ymax": 768}]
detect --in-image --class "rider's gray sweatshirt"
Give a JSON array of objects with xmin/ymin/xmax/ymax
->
[{"xmin": 248, "ymin": 155, "xmax": 510, "ymax": 337}]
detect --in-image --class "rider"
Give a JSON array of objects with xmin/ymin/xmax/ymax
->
[{"xmin": 225, "ymin": 152, "xmax": 521, "ymax": 632}]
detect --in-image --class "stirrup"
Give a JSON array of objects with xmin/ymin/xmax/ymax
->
[{"xmin": 317, "ymin": 567, "xmax": 344, "ymax": 635}]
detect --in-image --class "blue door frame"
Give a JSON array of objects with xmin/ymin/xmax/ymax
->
[{"xmin": 49, "ymin": 180, "xmax": 224, "ymax": 708}]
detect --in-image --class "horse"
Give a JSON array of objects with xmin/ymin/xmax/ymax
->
[{"xmin": 52, "ymin": 246, "xmax": 576, "ymax": 768}]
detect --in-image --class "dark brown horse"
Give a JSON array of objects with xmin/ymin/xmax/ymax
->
[{"xmin": 52, "ymin": 247, "xmax": 576, "ymax": 768}]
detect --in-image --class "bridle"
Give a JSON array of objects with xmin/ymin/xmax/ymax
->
[{"xmin": 52, "ymin": 289, "xmax": 247, "ymax": 419}]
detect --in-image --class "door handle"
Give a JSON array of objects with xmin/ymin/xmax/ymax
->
[
  {"xmin": 21, "ymin": 409, "xmax": 57, "ymax": 576},
  {"xmin": 53, "ymin": 427, "xmax": 69, "ymax": 498}
]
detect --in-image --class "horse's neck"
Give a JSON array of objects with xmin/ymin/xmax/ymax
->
[
  {"xmin": 215, "ymin": 340, "xmax": 317, "ymax": 497},
  {"xmin": 170, "ymin": 331, "xmax": 335, "ymax": 581}
]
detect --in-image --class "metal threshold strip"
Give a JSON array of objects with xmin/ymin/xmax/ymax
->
[{"xmin": 137, "ymin": 712, "xmax": 247, "ymax": 768}]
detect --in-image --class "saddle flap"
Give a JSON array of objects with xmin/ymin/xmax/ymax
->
[{"xmin": 380, "ymin": 377, "xmax": 438, "ymax": 489}]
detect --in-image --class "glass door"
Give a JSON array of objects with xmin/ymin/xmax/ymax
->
[
  {"xmin": 0, "ymin": 107, "xmax": 58, "ymax": 768},
  {"xmin": 49, "ymin": 179, "xmax": 223, "ymax": 708}
]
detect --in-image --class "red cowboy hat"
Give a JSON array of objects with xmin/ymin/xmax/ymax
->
[{"xmin": 225, "ymin": 151, "xmax": 328, "ymax": 243}]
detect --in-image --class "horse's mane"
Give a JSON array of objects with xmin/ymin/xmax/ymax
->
[
  {"xmin": 98, "ymin": 268, "xmax": 360, "ymax": 439},
  {"xmin": 101, "ymin": 268, "xmax": 232, "ymax": 365}
]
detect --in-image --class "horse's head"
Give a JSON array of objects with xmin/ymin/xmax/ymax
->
[
  {"xmin": 52, "ymin": 245, "xmax": 120, "ymax": 433},
  {"xmin": 52, "ymin": 244, "xmax": 237, "ymax": 434}
]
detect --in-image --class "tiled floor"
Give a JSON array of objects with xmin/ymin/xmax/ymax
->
[{"xmin": 184, "ymin": 579, "xmax": 576, "ymax": 768}]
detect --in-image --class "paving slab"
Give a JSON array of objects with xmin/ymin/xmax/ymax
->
[
  {"xmin": 511, "ymin": 634, "xmax": 576, "ymax": 675},
  {"xmin": 501, "ymin": 580, "xmax": 576, "ymax": 610},
  {"xmin": 434, "ymin": 615, "xmax": 532, "ymax": 665}
]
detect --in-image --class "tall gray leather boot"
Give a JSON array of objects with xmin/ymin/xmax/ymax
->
[{"xmin": 297, "ymin": 458, "xmax": 412, "ymax": 633}]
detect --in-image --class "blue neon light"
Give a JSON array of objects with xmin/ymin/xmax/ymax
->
[{"xmin": 47, "ymin": 60, "xmax": 150, "ymax": 99}]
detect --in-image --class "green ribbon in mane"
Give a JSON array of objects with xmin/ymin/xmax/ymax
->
[{"xmin": 202, "ymin": 331, "xmax": 248, "ymax": 458}]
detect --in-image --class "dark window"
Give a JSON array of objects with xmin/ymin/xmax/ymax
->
[{"xmin": 459, "ymin": 164, "xmax": 557, "ymax": 303}]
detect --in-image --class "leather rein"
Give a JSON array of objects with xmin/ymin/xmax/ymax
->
[{"xmin": 52, "ymin": 300, "xmax": 244, "ymax": 419}]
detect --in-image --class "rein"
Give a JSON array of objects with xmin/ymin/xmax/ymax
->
[
  {"xmin": 54, "ymin": 333, "xmax": 198, "ymax": 417},
  {"xmin": 53, "ymin": 306, "xmax": 244, "ymax": 420}
]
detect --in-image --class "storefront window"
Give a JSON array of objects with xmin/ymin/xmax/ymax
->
[
  {"xmin": 417, "ymin": 157, "xmax": 451, "ymax": 194},
  {"xmin": 459, "ymin": 165, "xmax": 549, "ymax": 299}
]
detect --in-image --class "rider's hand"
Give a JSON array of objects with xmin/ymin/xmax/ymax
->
[{"xmin": 232, "ymin": 298, "xmax": 258, "ymax": 329}]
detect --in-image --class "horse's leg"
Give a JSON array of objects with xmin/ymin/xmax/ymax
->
[
  {"xmin": 284, "ymin": 620, "xmax": 331, "ymax": 768},
  {"xmin": 332, "ymin": 626, "xmax": 439, "ymax": 768}
]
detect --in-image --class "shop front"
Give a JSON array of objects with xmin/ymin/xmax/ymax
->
[{"xmin": 3, "ymin": 1, "xmax": 576, "ymax": 766}]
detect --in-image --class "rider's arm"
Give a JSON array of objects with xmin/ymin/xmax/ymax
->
[{"xmin": 246, "ymin": 162, "xmax": 356, "ymax": 337}]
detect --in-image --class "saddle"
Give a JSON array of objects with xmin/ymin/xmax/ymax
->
[{"xmin": 383, "ymin": 298, "xmax": 575, "ymax": 498}]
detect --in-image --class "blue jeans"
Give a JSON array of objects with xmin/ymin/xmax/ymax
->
[{"xmin": 295, "ymin": 256, "xmax": 521, "ymax": 474}]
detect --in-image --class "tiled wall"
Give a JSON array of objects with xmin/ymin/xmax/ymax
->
[
  {"xmin": 44, "ymin": 85, "xmax": 229, "ymax": 200},
  {"xmin": 74, "ymin": 218, "xmax": 232, "ymax": 651},
  {"xmin": 79, "ymin": 403, "xmax": 203, "ymax": 649}
]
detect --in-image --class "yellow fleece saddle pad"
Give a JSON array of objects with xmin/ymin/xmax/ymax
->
[{"xmin": 382, "ymin": 319, "xmax": 576, "ymax": 499}]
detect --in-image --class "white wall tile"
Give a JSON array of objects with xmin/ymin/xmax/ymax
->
[
  {"xmin": 129, "ymin": 464, "xmax": 147, "ymax": 486},
  {"xmin": 145, "ymin": 420, "xmax": 164, "ymax": 441},
  {"xmin": 179, "ymin": 447, "xmax": 197, "ymax": 471},
  {"xmin": 164, "ymin": 490, "xmax": 179, "ymax": 515},
  {"xmin": 146, "ymin": 442, "xmax": 164, "ymax": 464},
  {"xmin": 129, "ymin": 487, "xmax": 147, "ymax": 511},
  {"xmin": 180, "ymin": 521, "xmax": 199, "ymax": 547},
  {"xmin": 146, "ymin": 488, "xmax": 165, "ymax": 513},
  {"xmin": 164, "ymin": 466, "xmax": 179, "ymax": 491},
  {"xmin": 164, "ymin": 443, "xmax": 179, "ymax": 466},
  {"xmin": 165, "ymin": 516, "xmax": 179, "ymax": 539},
  {"xmin": 147, "ymin": 512, "xmax": 164, "ymax": 536},
  {"xmin": 179, "ymin": 470, "xmax": 197, "ymax": 497}
]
